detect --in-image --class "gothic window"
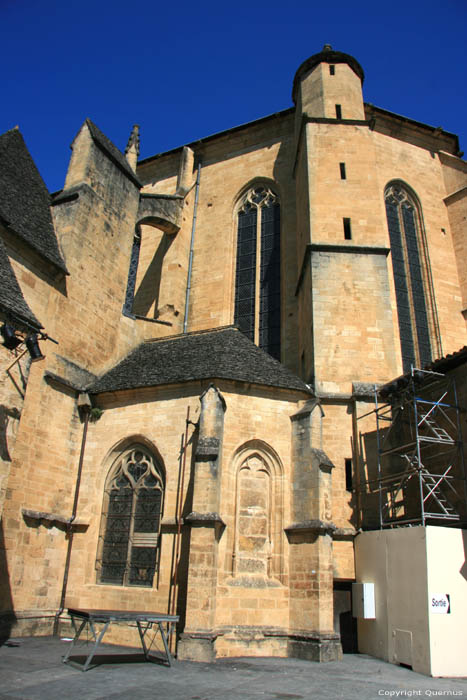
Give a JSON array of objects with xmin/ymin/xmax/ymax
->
[
  {"xmin": 236, "ymin": 454, "xmax": 271, "ymax": 577},
  {"xmin": 385, "ymin": 183, "xmax": 434, "ymax": 372},
  {"xmin": 234, "ymin": 186, "xmax": 281, "ymax": 360},
  {"xmin": 231, "ymin": 442, "xmax": 284, "ymax": 584},
  {"xmin": 97, "ymin": 445, "xmax": 164, "ymax": 587}
]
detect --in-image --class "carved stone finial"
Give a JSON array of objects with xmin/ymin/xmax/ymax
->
[
  {"xmin": 323, "ymin": 44, "xmax": 332, "ymax": 51},
  {"xmin": 125, "ymin": 124, "xmax": 140, "ymax": 156}
]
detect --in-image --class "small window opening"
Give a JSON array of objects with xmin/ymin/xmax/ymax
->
[
  {"xmin": 340, "ymin": 162, "xmax": 346, "ymax": 180},
  {"xmin": 335, "ymin": 104, "xmax": 342, "ymax": 119},
  {"xmin": 329, "ymin": 65, "xmax": 335, "ymax": 75},
  {"xmin": 343, "ymin": 218, "xmax": 352, "ymax": 240},
  {"xmin": 345, "ymin": 458, "xmax": 353, "ymax": 492}
]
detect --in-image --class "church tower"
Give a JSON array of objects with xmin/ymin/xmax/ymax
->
[{"xmin": 292, "ymin": 44, "xmax": 365, "ymax": 123}]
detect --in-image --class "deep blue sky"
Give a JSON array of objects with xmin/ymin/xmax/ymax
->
[{"xmin": 2, "ymin": 0, "xmax": 466, "ymax": 193}]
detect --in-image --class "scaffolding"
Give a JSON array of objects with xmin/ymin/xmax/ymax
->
[{"xmin": 361, "ymin": 367, "xmax": 467, "ymax": 529}]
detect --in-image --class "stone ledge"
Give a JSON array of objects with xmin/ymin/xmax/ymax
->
[
  {"xmin": 220, "ymin": 625, "xmax": 288, "ymax": 638},
  {"xmin": 288, "ymin": 632, "xmax": 342, "ymax": 662},
  {"xmin": 289, "ymin": 630, "xmax": 341, "ymax": 642},
  {"xmin": 226, "ymin": 575, "xmax": 283, "ymax": 589},
  {"xmin": 185, "ymin": 512, "xmax": 226, "ymax": 527},
  {"xmin": 22, "ymin": 509, "xmax": 88, "ymax": 529},
  {"xmin": 352, "ymin": 382, "xmax": 381, "ymax": 399},
  {"xmin": 285, "ymin": 519, "xmax": 337, "ymax": 535},
  {"xmin": 332, "ymin": 527, "xmax": 357, "ymax": 541}
]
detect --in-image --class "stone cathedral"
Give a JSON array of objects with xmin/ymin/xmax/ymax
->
[{"xmin": 0, "ymin": 46, "xmax": 466, "ymax": 663}]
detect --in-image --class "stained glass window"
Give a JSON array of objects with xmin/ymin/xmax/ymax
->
[
  {"xmin": 234, "ymin": 186, "xmax": 281, "ymax": 361},
  {"xmin": 98, "ymin": 446, "xmax": 163, "ymax": 587},
  {"xmin": 385, "ymin": 184, "xmax": 433, "ymax": 373}
]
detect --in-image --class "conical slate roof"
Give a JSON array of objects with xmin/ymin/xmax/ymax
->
[{"xmin": 89, "ymin": 327, "xmax": 310, "ymax": 395}]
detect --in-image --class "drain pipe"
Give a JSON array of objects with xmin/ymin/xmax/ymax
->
[
  {"xmin": 53, "ymin": 394, "xmax": 91, "ymax": 636},
  {"xmin": 183, "ymin": 161, "xmax": 201, "ymax": 334}
]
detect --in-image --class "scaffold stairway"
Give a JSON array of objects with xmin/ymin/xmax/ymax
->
[
  {"xmin": 417, "ymin": 408, "xmax": 455, "ymax": 444},
  {"xmin": 421, "ymin": 469, "xmax": 458, "ymax": 517}
]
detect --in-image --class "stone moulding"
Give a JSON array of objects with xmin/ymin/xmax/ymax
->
[
  {"xmin": 285, "ymin": 519, "xmax": 337, "ymax": 535},
  {"xmin": 288, "ymin": 631, "xmax": 343, "ymax": 663},
  {"xmin": 332, "ymin": 527, "xmax": 357, "ymax": 541},
  {"xmin": 182, "ymin": 631, "xmax": 222, "ymax": 640},
  {"xmin": 184, "ymin": 512, "xmax": 226, "ymax": 538},
  {"xmin": 220, "ymin": 625, "xmax": 287, "ymax": 639},
  {"xmin": 289, "ymin": 630, "xmax": 341, "ymax": 642},
  {"xmin": 352, "ymin": 381, "xmax": 381, "ymax": 399},
  {"xmin": 137, "ymin": 193, "xmax": 183, "ymax": 234},
  {"xmin": 21, "ymin": 508, "xmax": 88, "ymax": 529}
]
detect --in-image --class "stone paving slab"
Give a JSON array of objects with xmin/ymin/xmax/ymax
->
[{"xmin": 0, "ymin": 637, "xmax": 466, "ymax": 700}]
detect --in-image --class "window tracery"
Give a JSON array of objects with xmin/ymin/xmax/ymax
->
[
  {"xmin": 97, "ymin": 445, "xmax": 164, "ymax": 587},
  {"xmin": 234, "ymin": 186, "xmax": 281, "ymax": 360},
  {"xmin": 231, "ymin": 442, "xmax": 284, "ymax": 584},
  {"xmin": 384, "ymin": 183, "xmax": 436, "ymax": 372}
]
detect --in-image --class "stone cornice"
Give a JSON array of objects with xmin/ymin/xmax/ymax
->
[
  {"xmin": 185, "ymin": 511, "xmax": 226, "ymax": 528},
  {"xmin": 285, "ymin": 519, "xmax": 337, "ymax": 535}
]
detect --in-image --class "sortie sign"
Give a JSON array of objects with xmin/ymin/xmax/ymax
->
[{"xmin": 430, "ymin": 593, "xmax": 450, "ymax": 614}]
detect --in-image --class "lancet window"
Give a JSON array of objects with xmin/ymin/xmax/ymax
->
[
  {"xmin": 234, "ymin": 186, "xmax": 281, "ymax": 361},
  {"xmin": 97, "ymin": 445, "xmax": 164, "ymax": 587},
  {"xmin": 231, "ymin": 441, "xmax": 284, "ymax": 584},
  {"xmin": 384, "ymin": 183, "xmax": 435, "ymax": 372}
]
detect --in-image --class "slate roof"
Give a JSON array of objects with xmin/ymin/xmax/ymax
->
[
  {"xmin": 427, "ymin": 346, "xmax": 467, "ymax": 374},
  {"xmin": 0, "ymin": 237, "xmax": 42, "ymax": 330},
  {"xmin": 0, "ymin": 128, "xmax": 67, "ymax": 272},
  {"xmin": 89, "ymin": 327, "xmax": 310, "ymax": 395},
  {"xmin": 85, "ymin": 119, "xmax": 141, "ymax": 188}
]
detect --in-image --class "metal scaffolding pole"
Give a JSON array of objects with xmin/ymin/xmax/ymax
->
[{"xmin": 359, "ymin": 367, "xmax": 466, "ymax": 529}]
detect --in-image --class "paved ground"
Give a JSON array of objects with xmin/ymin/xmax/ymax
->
[{"xmin": 0, "ymin": 636, "xmax": 466, "ymax": 700}]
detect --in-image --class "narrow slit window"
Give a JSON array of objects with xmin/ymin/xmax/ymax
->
[
  {"xmin": 340, "ymin": 162, "xmax": 346, "ymax": 180},
  {"xmin": 343, "ymin": 217, "xmax": 352, "ymax": 240},
  {"xmin": 329, "ymin": 65, "xmax": 335, "ymax": 75},
  {"xmin": 345, "ymin": 459, "xmax": 353, "ymax": 492},
  {"xmin": 335, "ymin": 104, "xmax": 342, "ymax": 119},
  {"xmin": 122, "ymin": 230, "xmax": 141, "ymax": 316}
]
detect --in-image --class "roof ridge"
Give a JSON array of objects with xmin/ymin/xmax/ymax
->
[{"xmin": 144, "ymin": 325, "xmax": 237, "ymax": 344}]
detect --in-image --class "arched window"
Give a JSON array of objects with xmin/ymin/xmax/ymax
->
[
  {"xmin": 97, "ymin": 445, "xmax": 164, "ymax": 587},
  {"xmin": 231, "ymin": 441, "xmax": 284, "ymax": 583},
  {"xmin": 234, "ymin": 185, "xmax": 281, "ymax": 360},
  {"xmin": 385, "ymin": 183, "xmax": 436, "ymax": 372},
  {"xmin": 122, "ymin": 225, "xmax": 174, "ymax": 319}
]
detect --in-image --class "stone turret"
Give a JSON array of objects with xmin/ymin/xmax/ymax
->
[{"xmin": 293, "ymin": 44, "xmax": 365, "ymax": 128}]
